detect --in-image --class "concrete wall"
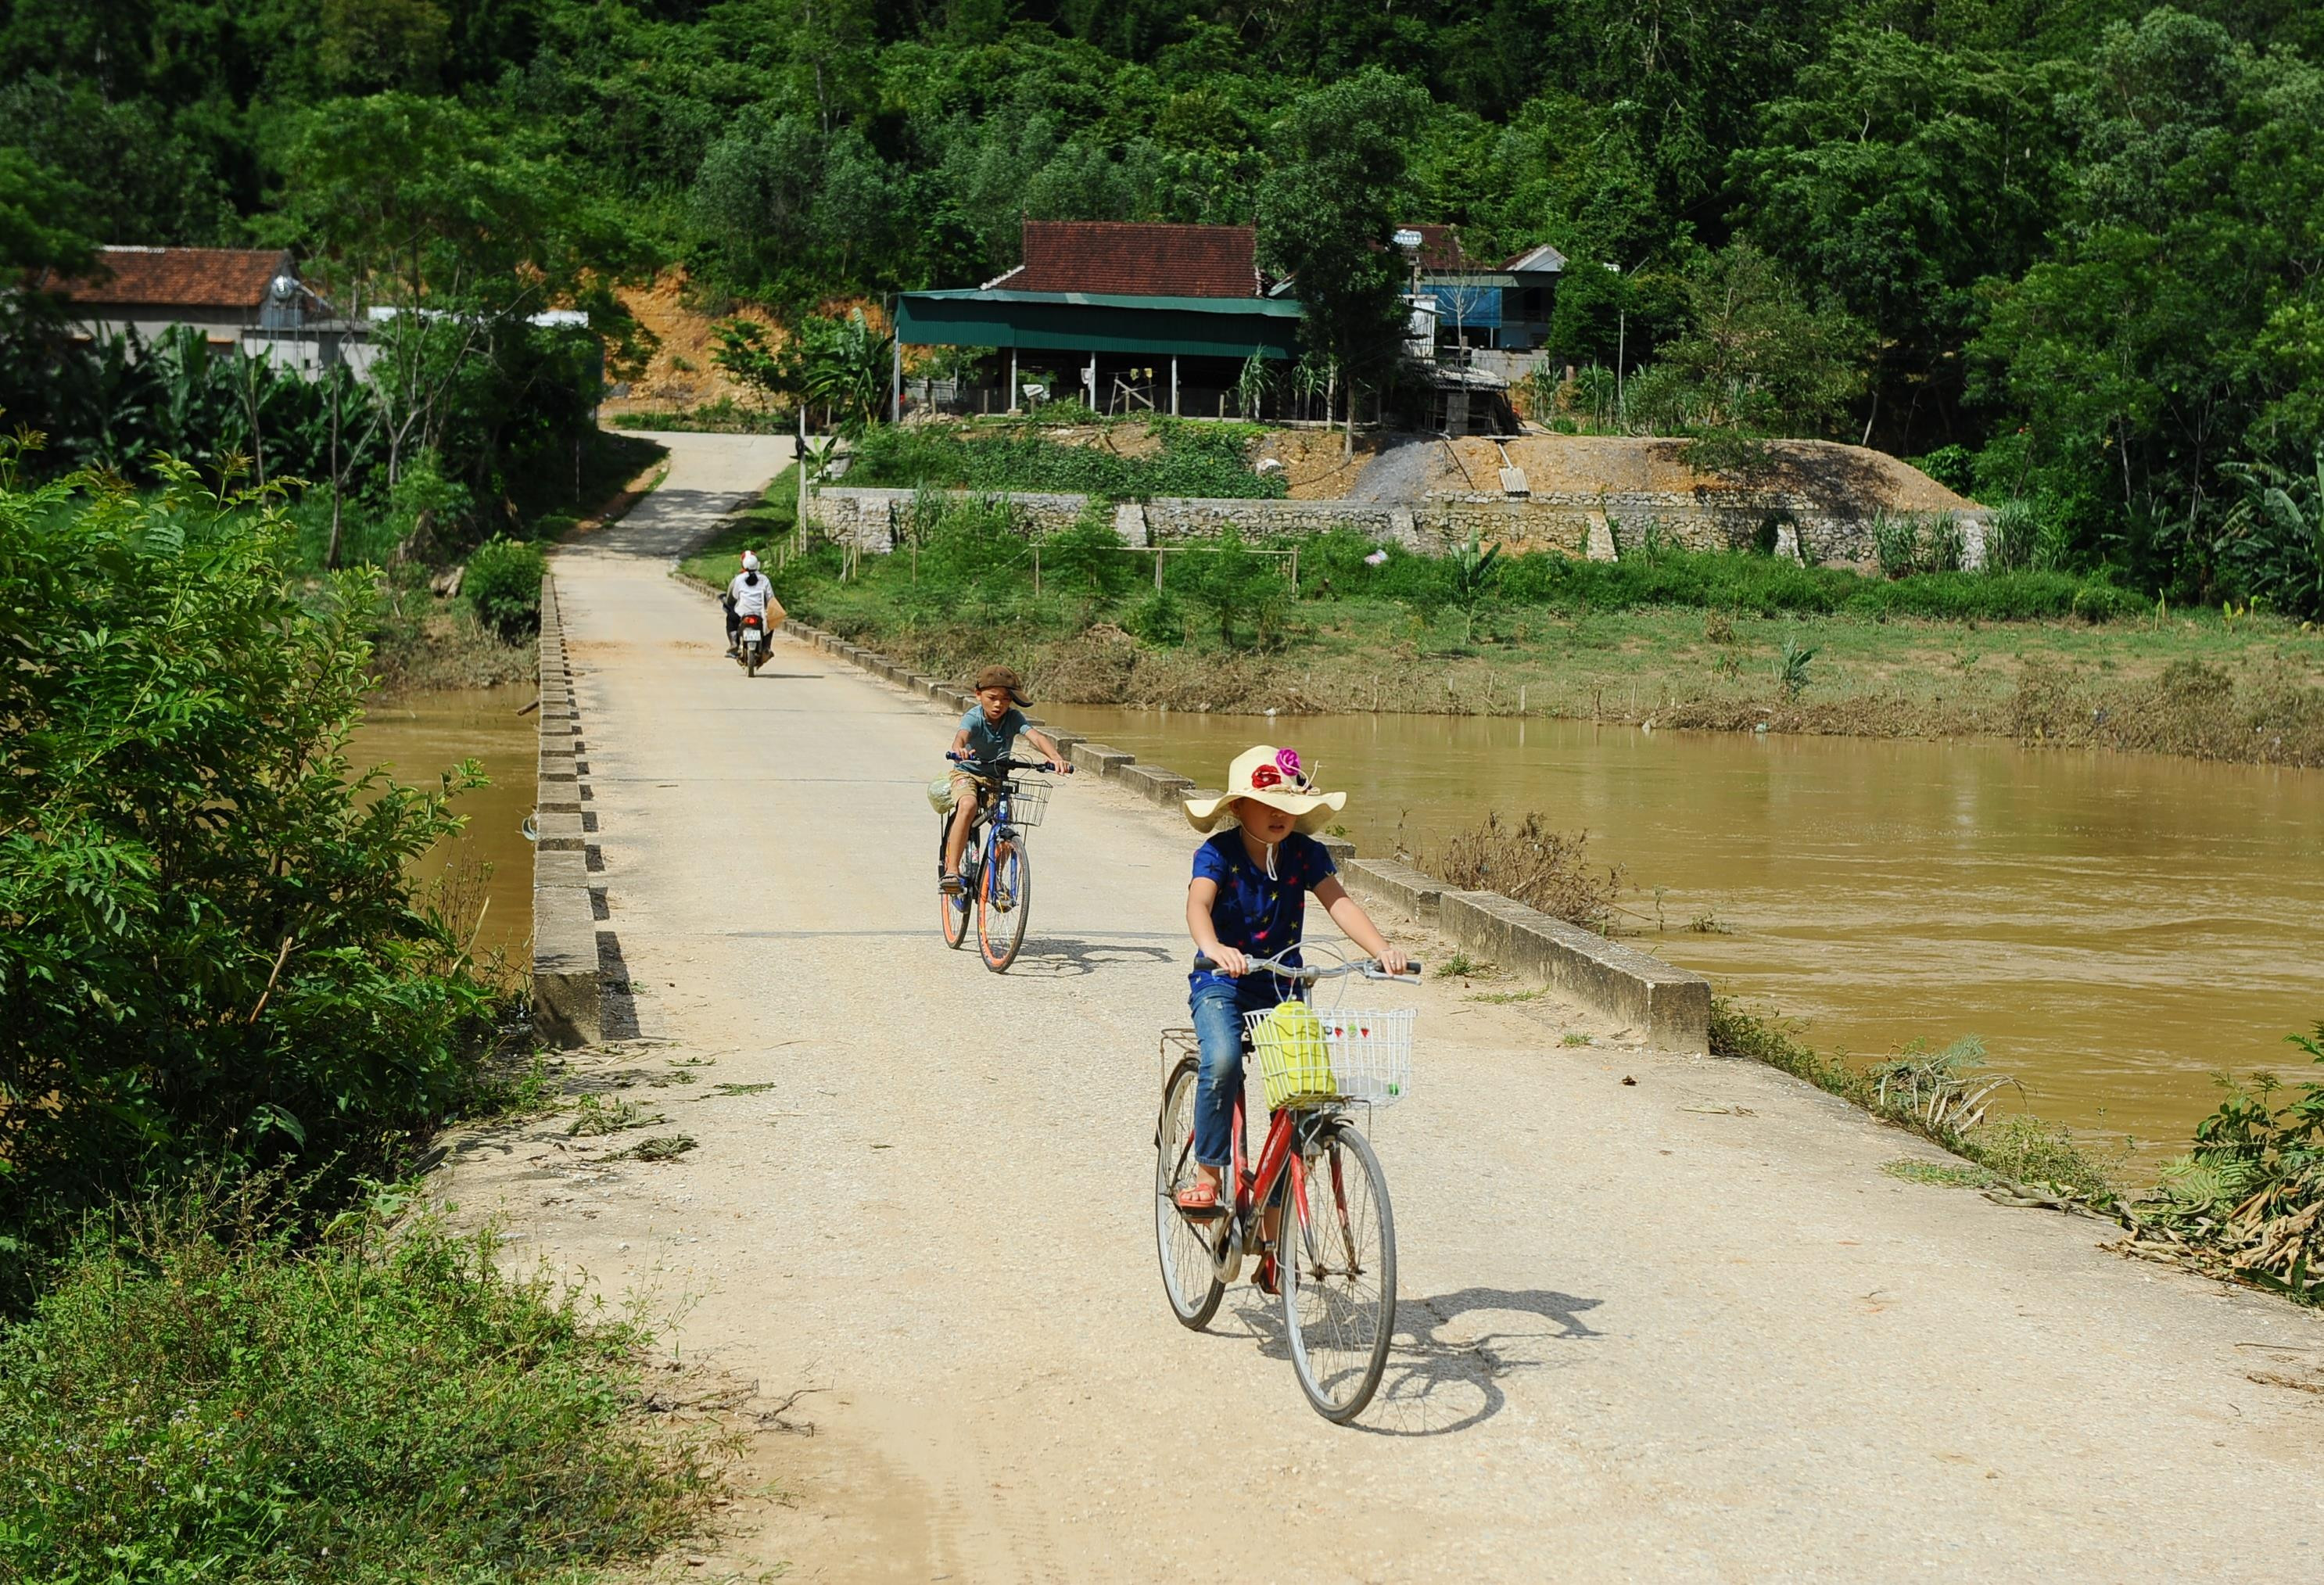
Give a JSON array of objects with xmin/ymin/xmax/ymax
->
[{"xmin": 805, "ymin": 483, "xmax": 1981, "ymax": 572}]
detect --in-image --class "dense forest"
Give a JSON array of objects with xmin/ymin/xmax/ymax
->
[{"xmin": 2, "ymin": 1, "xmax": 2322, "ymax": 606}]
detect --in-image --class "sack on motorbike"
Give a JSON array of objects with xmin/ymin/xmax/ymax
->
[
  {"xmin": 925, "ymin": 774, "xmax": 959, "ymax": 815},
  {"xmin": 1258, "ymin": 999, "xmax": 1336, "ymax": 1109}
]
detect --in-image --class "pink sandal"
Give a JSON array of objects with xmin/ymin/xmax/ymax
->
[{"xmin": 1175, "ymin": 1179, "xmax": 1225, "ymax": 1217}]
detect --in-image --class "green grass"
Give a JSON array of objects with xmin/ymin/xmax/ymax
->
[
  {"xmin": 1881, "ymin": 1157, "xmax": 1999, "ymax": 1188},
  {"xmin": 0, "ymin": 1188, "xmax": 725, "ymax": 1583}
]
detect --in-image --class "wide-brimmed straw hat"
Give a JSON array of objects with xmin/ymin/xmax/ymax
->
[
  {"xmin": 972, "ymin": 664, "xmax": 1031, "ymax": 705},
  {"xmin": 1183, "ymin": 744, "xmax": 1346, "ymax": 834}
]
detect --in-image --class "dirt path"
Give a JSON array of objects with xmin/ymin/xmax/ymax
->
[{"xmin": 445, "ymin": 432, "xmax": 2324, "ymax": 1581}]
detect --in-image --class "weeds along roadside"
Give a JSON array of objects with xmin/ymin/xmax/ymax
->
[
  {"xmin": 1712, "ymin": 1002, "xmax": 2324, "ymax": 1307},
  {"xmin": 0, "ymin": 1176, "xmax": 730, "ymax": 1583}
]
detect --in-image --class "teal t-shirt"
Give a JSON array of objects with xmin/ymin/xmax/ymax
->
[{"xmin": 959, "ymin": 705, "xmax": 1028, "ymax": 767}]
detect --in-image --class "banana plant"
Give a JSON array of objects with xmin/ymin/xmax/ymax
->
[
  {"xmin": 1449, "ymin": 533, "xmax": 1501, "ymax": 644},
  {"xmin": 2217, "ymin": 448, "xmax": 2324, "ymax": 619}
]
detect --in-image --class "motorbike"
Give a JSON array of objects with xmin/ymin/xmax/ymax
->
[{"xmin": 735, "ymin": 611, "xmax": 767, "ymax": 675}]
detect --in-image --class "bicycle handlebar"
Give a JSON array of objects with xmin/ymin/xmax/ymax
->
[
  {"xmin": 1192, "ymin": 952, "xmax": 1422, "ymax": 982},
  {"xmin": 946, "ymin": 752, "xmax": 1062, "ymax": 775}
]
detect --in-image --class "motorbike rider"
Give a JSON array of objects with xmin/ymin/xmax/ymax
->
[{"xmin": 723, "ymin": 550, "xmax": 786, "ymax": 654}]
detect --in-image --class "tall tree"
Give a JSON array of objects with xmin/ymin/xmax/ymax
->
[{"xmin": 1255, "ymin": 67, "xmax": 1430, "ymax": 453}]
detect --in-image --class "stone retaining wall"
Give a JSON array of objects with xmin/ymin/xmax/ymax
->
[{"xmin": 805, "ymin": 484, "xmax": 1985, "ymax": 572}]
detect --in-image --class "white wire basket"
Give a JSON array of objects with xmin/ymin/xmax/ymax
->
[
  {"xmin": 1244, "ymin": 1002, "xmax": 1415, "ymax": 1111},
  {"xmin": 999, "ymin": 777, "xmax": 1051, "ymax": 827}
]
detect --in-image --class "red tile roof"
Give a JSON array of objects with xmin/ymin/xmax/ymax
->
[
  {"xmin": 1010, "ymin": 222, "xmax": 1257, "ymax": 298},
  {"xmin": 54, "ymin": 247, "xmax": 292, "ymax": 310}
]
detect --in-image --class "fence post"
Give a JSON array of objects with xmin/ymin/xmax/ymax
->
[
  {"xmin": 1154, "ymin": 547, "xmax": 1165, "ymax": 590},
  {"xmin": 1032, "ymin": 543, "xmax": 1042, "ymax": 597}
]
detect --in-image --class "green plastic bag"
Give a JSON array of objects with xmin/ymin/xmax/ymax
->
[{"xmin": 1260, "ymin": 999, "xmax": 1336, "ymax": 1108}]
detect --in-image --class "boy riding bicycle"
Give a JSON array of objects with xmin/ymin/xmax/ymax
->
[
  {"xmin": 1176, "ymin": 745, "xmax": 1408, "ymax": 1289},
  {"xmin": 938, "ymin": 665, "xmax": 1072, "ymax": 895}
]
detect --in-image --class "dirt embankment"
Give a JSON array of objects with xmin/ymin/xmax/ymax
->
[
  {"xmin": 1373, "ymin": 433, "xmax": 1979, "ymax": 513},
  {"xmin": 597, "ymin": 271, "xmax": 776, "ymax": 418}
]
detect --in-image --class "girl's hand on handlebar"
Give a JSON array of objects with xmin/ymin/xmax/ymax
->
[
  {"xmin": 1375, "ymin": 944, "xmax": 1411, "ymax": 977},
  {"xmin": 1208, "ymin": 946, "xmax": 1249, "ymax": 977},
  {"xmin": 1050, "ymin": 760, "xmax": 1073, "ymax": 775}
]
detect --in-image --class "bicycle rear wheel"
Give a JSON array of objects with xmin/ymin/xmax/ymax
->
[
  {"xmin": 937, "ymin": 816, "xmax": 970, "ymax": 948},
  {"xmin": 1282, "ymin": 1119, "xmax": 1397, "ymax": 1423},
  {"xmin": 1154, "ymin": 1056, "xmax": 1224, "ymax": 1329},
  {"xmin": 976, "ymin": 831, "xmax": 1030, "ymax": 972}
]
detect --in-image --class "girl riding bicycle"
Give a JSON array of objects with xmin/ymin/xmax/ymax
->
[{"xmin": 1176, "ymin": 745, "xmax": 1409, "ymax": 1275}]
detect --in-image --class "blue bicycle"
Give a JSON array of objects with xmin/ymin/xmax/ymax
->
[{"xmin": 938, "ymin": 754, "xmax": 1055, "ymax": 972}]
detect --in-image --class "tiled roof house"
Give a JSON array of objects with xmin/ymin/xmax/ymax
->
[{"xmin": 48, "ymin": 246, "xmax": 307, "ymax": 343}]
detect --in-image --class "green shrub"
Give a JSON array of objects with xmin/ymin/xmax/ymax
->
[
  {"xmin": 1042, "ymin": 509, "xmax": 1137, "ymax": 597},
  {"xmin": 1125, "ymin": 589, "xmax": 1188, "ymax": 645},
  {"xmin": 1170, "ymin": 525, "xmax": 1291, "ymax": 647},
  {"xmin": 0, "ymin": 1189, "xmax": 721, "ymax": 1580},
  {"xmin": 464, "ymin": 536, "xmax": 547, "ymax": 637},
  {"xmin": 0, "ymin": 454, "xmax": 502, "ymax": 1278},
  {"xmin": 1986, "ymin": 500, "xmax": 2038, "ymax": 572}
]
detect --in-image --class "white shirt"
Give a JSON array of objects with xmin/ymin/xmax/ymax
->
[{"xmin": 727, "ymin": 571, "xmax": 780, "ymax": 619}]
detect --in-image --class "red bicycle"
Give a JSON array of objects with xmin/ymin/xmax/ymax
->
[{"xmin": 1153, "ymin": 946, "xmax": 1420, "ymax": 1422}]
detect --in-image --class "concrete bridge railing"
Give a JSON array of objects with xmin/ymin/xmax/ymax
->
[{"xmin": 531, "ymin": 574, "xmax": 601, "ymax": 1045}]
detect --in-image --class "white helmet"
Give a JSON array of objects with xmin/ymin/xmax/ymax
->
[{"xmin": 741, "ymin": 550, "xmax": 760, "ymax": 572}]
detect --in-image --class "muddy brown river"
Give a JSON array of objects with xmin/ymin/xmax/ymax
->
[
  {"xmin": 1049, "ymin": 706, "xmax": 2324, "ymax": 1164},
  {"xmin": 350, "ymin": 689, "xmax": 539, "ymax": 968}
]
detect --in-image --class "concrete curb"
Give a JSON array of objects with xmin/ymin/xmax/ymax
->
[
  {"xmin": 532, "ymin": 573, "xmax": 601, "ymax": 1047},
  {"xmin": 781, "ymin": 617, "xmax": 1712, "ymax": 1052}
]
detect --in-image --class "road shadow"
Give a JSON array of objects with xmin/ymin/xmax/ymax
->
[
  {"xmin": 1221, "ymin": 1282, "xmax": 1604, "ymax": 1437},
  {"xmin": 1003, "ymin": 938, "xmax": 1180, "ymax": 979}
]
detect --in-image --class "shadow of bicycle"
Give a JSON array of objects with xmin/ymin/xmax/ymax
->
[
  {"xmin": 1002, "ymin": 938, "xmax": 1180, "ymax": 979},
  {"xmin": 1222, "ymin": 1282, "xmax": 1604, "ymax": 1436}
]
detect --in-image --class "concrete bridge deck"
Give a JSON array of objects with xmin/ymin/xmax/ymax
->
[{"xmin": 452, "ymin": 431, "xmax": 2323, "ymax": 1581}]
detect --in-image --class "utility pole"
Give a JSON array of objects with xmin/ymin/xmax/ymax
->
[{"xmin": 1605, "ymin": 260, "xmax": 1626, "ymax": 432}]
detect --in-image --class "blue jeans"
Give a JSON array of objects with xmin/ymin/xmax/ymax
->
[{"xmin": 1191, "ymin": 981, "xmax": 1254, "ymax": 1168}]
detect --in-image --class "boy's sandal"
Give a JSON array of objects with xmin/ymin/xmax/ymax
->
[
  {"xmin": 1174, "ymin": 1180, "xmax": 1225, "ymax": 1217},
  {"xmin": 938, "ymin": 873, "xmax": 965, "ymax": 895}
]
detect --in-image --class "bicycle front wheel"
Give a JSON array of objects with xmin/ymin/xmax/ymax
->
[
  {"xmin": 976, "ymin": 832, "xmax": 1030, "ymax": 972},
  {"xmin": 1282, "ymin": 1119, "xmax": 1397, "ymax": 1423},
  {"xmin": 1154, "ymin": 1056, "xmax": 1225, "ymax": 1329}
]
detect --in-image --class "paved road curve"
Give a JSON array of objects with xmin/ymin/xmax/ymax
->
[{"xmin": 451, "ymin": 431, "xmax": 2323, "ymax": 1581}]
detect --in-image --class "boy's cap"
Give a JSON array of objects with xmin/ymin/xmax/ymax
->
[{"xmin": 973, "ymin": 665, "xmax": 1031, "ymax": 705}]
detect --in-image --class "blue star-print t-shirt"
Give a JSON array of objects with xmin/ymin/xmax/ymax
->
[{"xmin": 1189, "ymin": 829, "xmax": 1336, "ymax": 1009}]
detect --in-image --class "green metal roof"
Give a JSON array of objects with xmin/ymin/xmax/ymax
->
[{"xmin": 897, "ymin": 289, "xmax": 1304, "ymax": 360}]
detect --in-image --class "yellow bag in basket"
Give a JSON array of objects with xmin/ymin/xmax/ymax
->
[{"xmin": 1261, "ymin": 999, "xmax": 1336, "ymax": 1108}]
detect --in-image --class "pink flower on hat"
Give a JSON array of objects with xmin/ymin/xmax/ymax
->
[{"xmin": 1275, "ymin": 748, "xmax": 1306, "ymax": 787}]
